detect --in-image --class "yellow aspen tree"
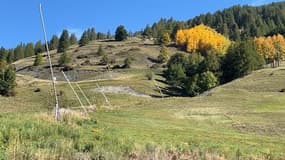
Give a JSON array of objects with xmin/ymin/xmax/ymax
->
[
  {"xmin": 254, "ymin": 34, "xmax": 285, "ymax": 64},
  {"xmin": 176, "ymin": 24, "xmax": 230, "ymax": 54}
]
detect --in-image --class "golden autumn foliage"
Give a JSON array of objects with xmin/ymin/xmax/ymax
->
[
  {"xmin": 254, "ymin": 34, "xmax": 285, "ymax": 61},
  {"xmin": 176, "ymin": 24, "xmax": 230, "ymax": 54}
]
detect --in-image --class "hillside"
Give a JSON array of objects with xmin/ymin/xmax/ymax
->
[
  {"xmin": 13, "ymin": 38, "xmax": 178, "ymax": 81},
  {"xmin": 0, "ymin": 38, "xmax": 285, "ymax": 159}
]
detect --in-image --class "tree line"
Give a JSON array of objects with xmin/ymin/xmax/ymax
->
[
  {"xmin": 0, "ymin": 25, "xmax": 130, "ymax": 96},
  {"xmin": 141, "ymin": 2, "xmax": 285, "ymax": 42}
]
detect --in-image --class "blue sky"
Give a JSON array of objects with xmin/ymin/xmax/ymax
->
[{"xmin": 0, "ymin": 0, "xmax": 283, "ymax": 48}]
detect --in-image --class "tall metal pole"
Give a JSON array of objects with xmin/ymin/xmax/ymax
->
[{"xmin": 39, "ymin": 4, "xmax": 60, "ymax": 121}]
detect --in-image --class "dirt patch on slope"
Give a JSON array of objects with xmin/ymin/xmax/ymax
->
[{"xmin": 94, "ymin": 86, "xmax": 150, "ymax": 98}]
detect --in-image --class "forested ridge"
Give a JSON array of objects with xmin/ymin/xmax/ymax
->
[{"xmin": 142, "ymin": 2, "xmax": 285, "ymax": 41}]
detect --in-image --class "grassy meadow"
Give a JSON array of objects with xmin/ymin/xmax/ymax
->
[{"xmin": 0, "ymin": 39, "xmax": 285, "ymax": 159}]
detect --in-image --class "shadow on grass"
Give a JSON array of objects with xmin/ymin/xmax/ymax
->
[
  {"xmin": 147, "ymin": 57, "xmax": 160, "ymax": 63},
  {"xmin": 100, "ymin": 40, "xmax": 118, "ymax": 42},
  {"xmin": 150, "ymin": 85, "xmax": 189, "ymax": 98},
  {"xmin": 16, "ymin": 65, "xmax": 32, "ymax": 72},
  {"xmin": 142, "ymin": 43, "xmax": 157, "ymax": 46},
  {"xmin": 155, "ymin": 78, "xmax": 167, "ymax": 84}
]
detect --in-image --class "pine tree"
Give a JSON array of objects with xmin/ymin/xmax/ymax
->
[
  {"xmin": 142, "ymin": 25, "xmax": 152, "ymax": 38},
  {"xmin": 6, "ymin": 49, "xmax": 14, "ymax": 63},
  {"xmin": 231, "ymin": 23, "xmax": 240, "ymax": 41},
  {"xmin": 0, "ymin": 66, "xmax": 16, "ymax": 96},
  {"xmin": 79, "ymin": 31, "xmax": 89, "ymax": 47},
  {"xmin": 220, "ymin": 23, "xmax": 230, "ymax": 37},
  {"xmin": 115, "ymin": 25, "xmax": 128, "ymax": 41},
  {"xmin": 0, "ymin": 60, "xmax": 7, "ymax": 70},
  {"xmin": 24, "ymin": 43, "xmax": 34, "ymax": 58},
  {"xmin": 14, "ymin": 43, "xmax": 25, "ymax": 61},
  {"xmin": 222, "ymin": 41, "xmax": 265, "ymax": 82},
  {"xmin": 171, "ymin": 23, "xmax": 184, "ymax": 41},
  {"xmin": 165, "ymin": 53, "xmax": 188, "ymax": 88},
  {"xmin": 90, "ymin": 28, "xmax": 97, "ymax": 41},
  {"xmin": 34, "ymin": 53, "xmax": 43, "ymax": 66},
  {"xmin": 86, "ymin": 28, "xmax": 91, "ymax": 41},
  {"xmin": 57, "ymin": 30, "xmax": 70, "ymax": 53},
  {"xmin": 157, "ymin": 45, "xmax": 170, "ymax": 63},
  {"xmin": 58, "ymin": 52, "xmax": 70, "ymax": 67},
  {"xmin": 97, "ymin": 45, "xmax": 105, "ymax": 56},
  {"xmin": 49, "ymin": 35, "xmax": 59, "ymax": 50},
  {"xmin": 34, "ymin": 41, "xmax": 44, "ymax": 54},
  {"xmin": 69, "ymin": 33, "xmax": 78, "ymax": 45},
  {"xmin": 107, "ymin": 30, "xmax": 112, "ymax": 39},
  {"xmin": 0, "ymin": 47, "xmax": 7, "ymax": 62},
  {"xmin": 97, "ymin": 32, "xmax": 106, "ymax": 40}
]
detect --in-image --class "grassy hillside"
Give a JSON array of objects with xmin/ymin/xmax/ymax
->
[
  {"xmin": 14, "ymin": 38, "xmax": 178, "ymax": 81},
  {"xmin": 1, "ymin": 39, "xmax": 285, "ymax": 159}
]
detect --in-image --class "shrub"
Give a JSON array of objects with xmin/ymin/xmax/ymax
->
[
  {"xmin": 146, "ymin": 71, "xmax": 154, "ymax": 80},
  {"xmin": 165, "ymin": 52, "xmax": 219, "ymax": 96},
  {"xmin": 164, "ymin": 53, "xmax": 188, "ymax": 87},
  {"xmin": 58, "ymin": 52, "xmax": 70, "ymax": 67},
  {"xmin": 97, "ymin": 45, "xmax": 105, "ymax": 56},
  {"xmin": 33, "ymin": 53, "xmax": 43, "ymax": 66},
  {"xmin": 157, "ymin": 46, "xmax": 170, "ymax": 63},
  {"xmin": 100, "ymin": 54, "xmax": 109, "ymax": 65},
  {"xmin": 198, "ymin": 71, "xmax": 218, "ymax": 91},
  {"xmin": 160, "ymin": 32, "xmax": 171, "ymax": 45}
]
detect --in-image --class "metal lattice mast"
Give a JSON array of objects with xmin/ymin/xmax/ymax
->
[{"xmin": 39, "ymin": 4, "xmax": 60, "ymax": 121}]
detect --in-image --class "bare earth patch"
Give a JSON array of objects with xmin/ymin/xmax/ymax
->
[{"xmin": 94, "ymin": 85, "xmax": 151, "ymax": 98}]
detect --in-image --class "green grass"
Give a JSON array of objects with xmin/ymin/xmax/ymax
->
[
  {"xmin": 3, "ymin": 39, "xmax": 285, "ymax": 159},
  {"xmin": 1, "ymin": 66, "xmax": 285, "ymax": 159}
]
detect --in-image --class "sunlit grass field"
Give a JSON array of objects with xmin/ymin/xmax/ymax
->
[{"xmin": 1, "ymin": 64, "xmax": 285, "ymax": 159}]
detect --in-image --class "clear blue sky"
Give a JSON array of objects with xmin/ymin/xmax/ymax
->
[{"xmin": 0, "ymin": 0, "xmax": 283, "ymax": 48}]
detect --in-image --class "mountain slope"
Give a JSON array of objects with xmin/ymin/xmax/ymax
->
[{"xmin": 2, "ymin": 52, "xmax": 285, "ymax": 158}]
